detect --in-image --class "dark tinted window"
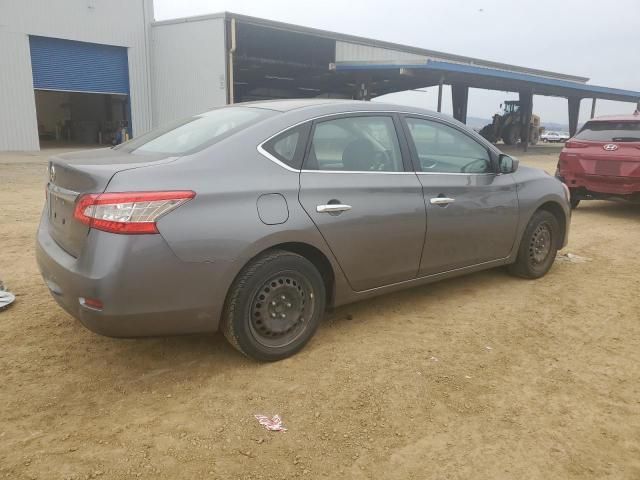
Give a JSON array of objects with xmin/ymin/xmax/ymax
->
[
  {"xmin": 117, "ymin": 107, "xmax": 276, "ymax": 155},
  {"xmin": 262, "ymin": 123, "xmax": 310, "ymax": 169},
  {"xmin": 305, "ymin": 116, "xmax": 403, "ymax": 172},
  {"xmin": 575, "ymin": 121, "xmax": 640, "ymax": 142},
  {"xmin": 405, "ymin": 118, "xmax": 491, "ymax": 173}
]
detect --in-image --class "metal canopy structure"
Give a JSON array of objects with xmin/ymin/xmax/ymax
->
[
  {"xmin": 331, "ymin": 59, "xmax": 640, "ymax": 146},
  {"xmin": 332, "ymin": 60, "xmax": 640, "ymax": 102}
]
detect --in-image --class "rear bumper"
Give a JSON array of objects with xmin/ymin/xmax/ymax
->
[
  {"xmin": 36, "ymin": 214, "xmax": 230, "ymax": 337},
  {"xmin": 559, "ymin": 172, "xmax": 640, "ymax": 196}
]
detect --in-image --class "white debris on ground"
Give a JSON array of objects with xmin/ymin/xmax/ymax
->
[
  {"xmin": 254, "ymin": 414, "xmax": 287, "ymax": 432},
  {"xmin": 0, "ymin": 281, "xmax": 16, "ymax": 311},
  {"xmin": 556, "ymin": 252, "xmax": 591, "ymax": 264}
]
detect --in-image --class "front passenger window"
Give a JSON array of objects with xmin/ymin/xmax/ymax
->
[{"xmin": 405, "ymin": 118, "xmax": 491, "ymax": 174}]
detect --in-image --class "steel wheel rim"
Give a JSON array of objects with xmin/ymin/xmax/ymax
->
[
  {"xmin": 249, "ymin": 271, "xmax": 315, "ymax": 348},
  {"xmin": 529, "ymin": 222, "xmax": 552, "ymax": 265}
]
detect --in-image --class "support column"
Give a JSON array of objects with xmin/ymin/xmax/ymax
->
[
  {"xmin": 354, "ymin": 74, "xmax": 372, "ymax": 101},
  {"xmin": 437, "ymin": 76, "xmax": 444, "ymax": 113},
  {"xmin": 519, "ymin": 91, "xmax": 533, "ymax": 152},
  {"xmin": 568, "ymin": 97, "xmax": 581, "ymax": 137},
  {"xmin": 451, "ymin": 84, "xmax": 468, "ymax": 124},
  {"xmin": 590, "ymin": 98, "xmax": 597, "ymax": 119}
]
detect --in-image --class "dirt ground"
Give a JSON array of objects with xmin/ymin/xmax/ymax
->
[{"xmin": 1, "ymin": 144, "xmax": 639, "ymax": 480}]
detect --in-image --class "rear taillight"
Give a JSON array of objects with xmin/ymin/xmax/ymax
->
[
  {"xmin": 73, "ymin": 191, "xmax": 195, "ymax": 234},
  {"xmin": 565, "ymin": 141, "xmax": 589, "ymax": 149}
]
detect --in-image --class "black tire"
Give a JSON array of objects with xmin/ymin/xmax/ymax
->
[
  {"xmin": 508, "ymin": 210, "xmax": 560, "ymax": 279},
  {"xmin": 502, "ymin": 125, "xmax": 519, "ymax": 145},
  {"xmin": 221, "ymin": 249, "xmax": 326, "ymax": 362}
]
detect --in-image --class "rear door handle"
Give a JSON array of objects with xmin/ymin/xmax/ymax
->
[
  {"xmin": 316, "ymin": 204, "xmax": 352, "ymax": 213},
  {"xmin": 430, "ymin": 197, "xmax": 455, "ymax": 206}
]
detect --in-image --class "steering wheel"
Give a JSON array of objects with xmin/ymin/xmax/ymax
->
[
  {"xmin": 460, "ymin": 159, "xmax": 489, "ymax": 173},
  {"xmin": 372, "ymin": 149, "xmax": 393, "ymax": 171}
]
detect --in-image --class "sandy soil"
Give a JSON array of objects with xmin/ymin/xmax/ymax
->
[{"xmin": 1, "ymin": 145, "xmax": 639, "ymax": 480}]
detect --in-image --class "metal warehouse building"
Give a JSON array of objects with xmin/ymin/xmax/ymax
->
[{"xmin": 1, "ymin": 0, "xmax": 639, "ymax": 151}]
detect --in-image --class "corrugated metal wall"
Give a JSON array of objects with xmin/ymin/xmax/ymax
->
[
  {"xmin": 0, "ymin": 0, "xmax": 154, "ymax": 151},
  {"xmin": 0, "ymin": 29, "xmax": 39, "ymax": 151},
  {"xmin": 151, "ymin": 17, "xmax": 228, "ymax": 127},
  {"xmin": 336, "ymin": 41, "xmax": 428, "ymax": 64}
]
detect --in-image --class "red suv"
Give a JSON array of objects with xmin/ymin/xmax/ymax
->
[{"xmin": 557, "ymin": 114, "xmax": 640, "ymax": 208}]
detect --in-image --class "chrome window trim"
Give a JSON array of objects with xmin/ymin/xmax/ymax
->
[
  {"xmin": 256, "ymin": 110, "xmax": 501, "ymax": 174},
  {"xmin": 300, "ymin": 169, "xmax": 414, "ymax": 175},
  {"xmin": 257, "ymin": 143, "xmax": 300, "ymax": 172},
  {"xmin": 416, "ymin": 172, "xmax": 495, "ymax": 176}
]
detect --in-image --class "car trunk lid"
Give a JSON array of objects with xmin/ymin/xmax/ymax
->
[{"xmin": 46, "ymin": 148, "xmax": 175, "ymax": 257}]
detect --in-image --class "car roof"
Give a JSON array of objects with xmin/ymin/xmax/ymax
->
[
  {"xmin": 238, "ymin": 98, "xmax": 453, "ymax": 122},
  {"xmin": 589, "ymin": 114, "xmax": 640, "ymax": 122},
  {"xmin": 240, "ymin": 98, "xmax": 349, "ymax": 112}
]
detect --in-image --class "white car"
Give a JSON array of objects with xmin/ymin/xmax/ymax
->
[{"xmin": 541, "ymin": 131, "xmax": 569, "ymax": 143}]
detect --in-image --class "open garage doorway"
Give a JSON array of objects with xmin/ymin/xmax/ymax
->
[{"xmin": 35, "ymin": 90, "xmax": 130, "ymax": 147}]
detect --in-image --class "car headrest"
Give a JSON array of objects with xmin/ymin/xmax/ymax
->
[{"xmin": 342, "ymin": 138, "xmax": 376, "ymax": 171}]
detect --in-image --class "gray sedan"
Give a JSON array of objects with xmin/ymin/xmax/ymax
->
[{"xmin": 36, "ymin": 100, "xmax": 570, "ymax": 361}]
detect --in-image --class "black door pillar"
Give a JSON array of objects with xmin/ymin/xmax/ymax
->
[
  {"xmin": 451, "ymin": 84, "xmax": 469, "ymax": 124},
  {"xmin": 437, "ymin": 75, "xmax": 444, "ymax": 113},
  {"xmin": 568, "ymin": 97, "xmax": 581, "ymax": 137}
]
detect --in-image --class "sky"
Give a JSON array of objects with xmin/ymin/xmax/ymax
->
[{"xmin": 153, "ymin": 0, "xmax": 640, "ymax": 126}]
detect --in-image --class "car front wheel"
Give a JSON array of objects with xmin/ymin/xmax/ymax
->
[
  {"xmin": 221, "ymin": 249, "xmax": 326, "ymax": 361},
  {"xmin": 508, "ymin": 210, "xmax": 560, "ymax": 279}
]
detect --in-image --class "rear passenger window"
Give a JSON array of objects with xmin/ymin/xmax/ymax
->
[
  {"xmin": 305, "ymin": 116, "xmax": 404, "ymax": 172},
  {"xmin": 262, "ymin": 123, "xmax": 310, "ymax": 169},
  {"xmin": 575, "ymin": 121, "xmax": 640, "ymax": 142}
]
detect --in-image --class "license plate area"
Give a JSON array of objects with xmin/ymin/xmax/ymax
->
[
  {"xmin": 47, "ymin": 184, "xmax": 79, "ymax": 228},
  {"xmin": 595, "ymin": 160, "xmax": 622, "ymax": 176}
]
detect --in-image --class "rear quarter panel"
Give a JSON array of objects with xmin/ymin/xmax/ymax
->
[{"xmin": 104, "ymin": 122, "xmax": 351, "ymax": 319}]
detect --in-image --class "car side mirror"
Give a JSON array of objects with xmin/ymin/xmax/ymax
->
[{"xmin": 499, "ymin": 154, "xmax": 519, "ymax": 173}]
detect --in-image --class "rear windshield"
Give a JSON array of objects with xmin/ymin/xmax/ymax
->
[
  {"xmin": 116, "ymin": 107, "xmax": 276, "ymax": 155},
  {"xmin": 574, "ymin": 121, "xmax": 640, "ymax": 142}
]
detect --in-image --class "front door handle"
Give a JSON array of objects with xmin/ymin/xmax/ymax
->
[
  {"xmin": 316, "ymin": 204, "xmax": 352, "ymax": 213},
  {"xmin": 430, "ymin": 197, "xmax": 455, "ymax": 206}
]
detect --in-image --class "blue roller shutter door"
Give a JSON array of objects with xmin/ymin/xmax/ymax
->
[{"xmin": 29, "ymin": 35, "xmax": 129, "ymax": 95}]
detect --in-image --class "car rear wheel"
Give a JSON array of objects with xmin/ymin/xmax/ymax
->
[
  {"xmin": 508, "ymin": 210, "xmax": 559, "ymax": 279},
  {"xmin": 221, "ymin": 249, "xmax": 326, "ymax": 362}
]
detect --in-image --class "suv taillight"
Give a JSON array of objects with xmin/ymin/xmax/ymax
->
[
  {"xmin": 564, "ymin": 141, "xmax": 589, "ymax": 148},
  {"xmin": 73, "ymin": 191, "xmax": 195, "ymax": 234}
]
